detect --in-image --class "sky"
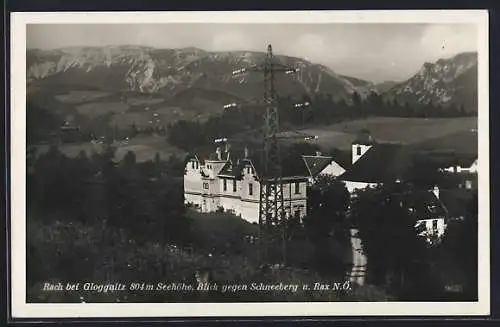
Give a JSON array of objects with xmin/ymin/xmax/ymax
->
[{"xmin": 26, "ymin": 23, "xmax": 477, "ymax": 83}]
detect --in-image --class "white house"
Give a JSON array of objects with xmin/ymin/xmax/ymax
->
[
  {"xmin": 439, "ymin": 156, "xmax": 478, "ymax": 174},
  {"xmin": 302, "ymin": 151, "xmax": 349, "ymax": 183},
  {"xmin": 303, "ymin": 130, "xmax": 408, "ymax": 194},
  {"xmin": 184, "ymin": 147, "xmax": 308, "ymax": 224},
  {"xmin": 410, "ymin": 186, "xmax": 448, "ymax": 241}
]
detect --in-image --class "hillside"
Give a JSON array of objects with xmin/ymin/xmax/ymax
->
[
  {"xmin": 384, "ymin": 52, "xmax": 477, "ymax": 112},
  {"xmin": 374, "ymin": 81, "xmax": 398, "ymax": 94},
  {"xmin": 27, "ymin": 45, "xmax": 376, "ymax": 105}
]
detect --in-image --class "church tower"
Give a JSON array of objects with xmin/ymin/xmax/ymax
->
[{"xmin": 352, "ymin": 129, "xmax": 375, "ymax": 164}]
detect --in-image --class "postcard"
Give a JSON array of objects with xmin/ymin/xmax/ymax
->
[{"xmin": 10, "ymin": 9, "xmax": 490, "ymax": 318}]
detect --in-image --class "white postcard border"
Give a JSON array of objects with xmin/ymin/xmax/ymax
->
[{"xmin": 10, "ymin": 10, "xmax": 490, "ymax": 318}]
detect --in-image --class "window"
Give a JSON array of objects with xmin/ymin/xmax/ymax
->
[
  {"xmin": 249, "ymin": 183, "xmax": 253, "ymax": 195},
  {"xmin": 294, "ymin": 182, "xmax": 300, "ymax": 194},
  {"xmin": 432, "ymin": 219, "xmax": 438, "ymax": 231},
  {"xmin": 191, "ymin": 161, "xmax": 195, "ymax": 169},
  {"xmin": 233, "ymin": 180, "xmax": 237, "ymax": 192},
  {"xmin": 223, "ymin": 179, "xmax": 227, "ymax": 191},
  {"xmin": 196, "ymin": 162, "xmax": 199, "ymax": 169},
  {"xmin": 203, "ymin": 183, "xmax": 209, "ymax": 190},
  {"xmin": 356, "ymin": 146, "xmax": 361, "ymax": 156},
  {"xmin": 294, "ymin": 210, "xmax": 301, "ymax": 219}
]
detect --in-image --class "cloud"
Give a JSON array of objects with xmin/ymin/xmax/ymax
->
[
  {"xmin": 419, "ymin": 24, "xmax": 477, "ymax": 59},
  {"xmin": 210, "ymin": 31, "xmax": 251, "ymax": 51},
  {"xmin": 26, "ymin": 23, "xmax": 478, "ymax": 83}
]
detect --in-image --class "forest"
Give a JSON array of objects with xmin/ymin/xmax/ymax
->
[{"xmin": 166, "ymin": 91, "xmax": 473, "ymax": 152}]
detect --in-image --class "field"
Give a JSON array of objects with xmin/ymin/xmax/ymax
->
[
  {"xmin": 35, "ymin": 135, "xmax": 186, "ymax": 162},
  {"xmin": 55, "ymin": 90, "xmax": 111, "ymax": 103},
  {"xmin": 45, "ymin": 89, "xmax": 220, "ymax": 129},
  {"xmin": 297, "ymin": 117, "xmax": 477, "ymax": 154},
  {"xmin": 76, "ymin": 102, "xmax": 130, "ymax": 118}
]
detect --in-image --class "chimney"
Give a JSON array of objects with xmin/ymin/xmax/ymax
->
[
  {"xmin": 216, "ymin": 147, "xmax": 222, "ymax": 160},
  {"xmin": 244, "ymin": 146, "xmax": 249, "ymax": 159},
  {"xmin": 316, "ymin": 151, "xmax": 322, "ymax": 157},
  {"xmin": 432, "ymin": 185, "xmax": 440, "ymax": 199}
]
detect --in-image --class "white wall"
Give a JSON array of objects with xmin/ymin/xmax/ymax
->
[
  {"xmin": 415, "ymin": 218, "xmax": 447, "ymax": 239},
  {"xmin": 184, "ymin": 158, "xmax": 202, "ymax": 207},
  {"xmin": 351, "ymin": 144, "xmax": 372, "ymax": 164},
  {"xmin": 344, "ymin": 180, "xmax": 378, "ymax": 194},
  {"xmin": 241, "ymin": 200, "xmax": 260, "ymax": 224},
  {"xmin": 320, "ymin": 161, "xmax": 346, "ymax": 177},
  {"xmin": 184, "ymin": 158, "xmax": 308, "ymax": 224}
]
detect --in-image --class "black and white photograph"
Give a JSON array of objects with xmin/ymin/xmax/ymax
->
[{"xmin": 10, "ymin": 10, "xmax": 489, "ymax": 318}]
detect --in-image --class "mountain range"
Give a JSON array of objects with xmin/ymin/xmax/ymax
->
[{"xmin": 26, "ymin": 46, "xmax": 478, "ymax": 118}]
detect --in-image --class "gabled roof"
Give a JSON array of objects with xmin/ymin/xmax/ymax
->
[
  {"xmin": 302, "ymin": 155, "xmax": 334, "ymax": 178},
  {"xmin": 340, "ymin": 143, "xmax": 410, "ymax": 183},
  {"xmin": 216, "ymin": 153, "xmax": 310, "ymax": 180},
  {"xmin": 218, "ymin": 160, "xmax": 244, "ymax": 178},
  {"xmin": 402, "ymin": 190, "xmax": 448, "ymax": 221}
]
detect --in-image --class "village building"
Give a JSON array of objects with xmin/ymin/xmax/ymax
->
[
  {"xmin": 302, "ymin": 129, "xmax": 476, "ymax": 242},
  {"xmin": 437, "ymin": 154, "xmax": 478, "ymax": 190},
  {"xmin": 439, "ymin": 156, "xmax": 478, "ymax": 174},
  {"xmin": 303, "ymin": 129, "xmax": 409, "ymax": 193},
  {"xmin": 184, "ymin": 146, "xmax": 309, "ymax": 224}
]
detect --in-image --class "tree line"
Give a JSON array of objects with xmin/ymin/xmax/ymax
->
[{"xmin": 167, "ymin": 91, "xmax": 473, "ymax": 152}]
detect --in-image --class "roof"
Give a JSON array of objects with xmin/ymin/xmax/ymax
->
[
  {"xmin": 340, "ymin": 143, "xmax": 410, "ymax": 183},
  {"xmin": 302, "ymin": 155, "xmax": 334, "ymax": 177},
  {"xmin": 216, "ymin": 153, "xmax": 309, "ymax": 180},
  {"xmin": 401, "ymin": 190, "xmax": 448, "ymax": 221},
  {"xmin": 329, "ymin": 149, "xmax": 352, "ymax": 169},
  {"xmin": 218, "ymin": 160, "xmax": 244, "ymax": 178}
]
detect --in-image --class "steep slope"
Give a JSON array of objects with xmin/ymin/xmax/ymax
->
[
  {"xmin": 26, "ymin": 46, "xmax": 376, "ymax": 103},
  {"xmin": 384, "ymin": 52, "xmax": 477, "ymax": 112}
]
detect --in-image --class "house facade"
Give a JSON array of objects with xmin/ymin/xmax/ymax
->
[
  {"xmin": 184, "ymin": 148, "xmax": 308, "ymax": 224},
  {"xmin": 303, "ymin": 130, "xmax": 405, "ymax": 194}
]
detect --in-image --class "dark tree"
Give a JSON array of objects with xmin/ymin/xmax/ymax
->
[
  {"xmin": 303, "ymin": 176, "xmax": 350, "ymax": 276},
  {"xmin": 350, "ymin": 183, "xmax": 441, "ymax": 299}
]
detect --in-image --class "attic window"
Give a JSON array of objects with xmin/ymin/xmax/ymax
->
[{"xmin": 356, "ymin": 146, "xmax": 361, "ymax": 156}]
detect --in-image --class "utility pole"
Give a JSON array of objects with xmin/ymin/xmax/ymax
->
[{"xmin": 232, "ymin": 44, "xmax": 300, "ymax": 265}]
